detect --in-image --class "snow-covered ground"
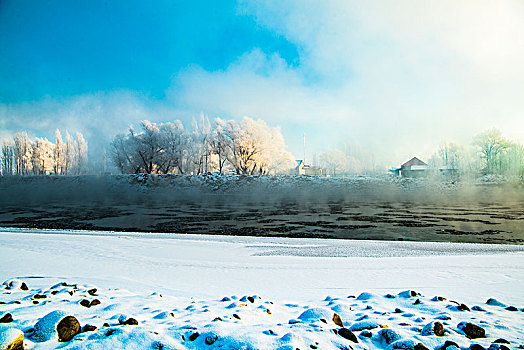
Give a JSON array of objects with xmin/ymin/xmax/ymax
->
[{"xmin": 1, "ymin": 228, "xmax": 523, "ymax": 349}]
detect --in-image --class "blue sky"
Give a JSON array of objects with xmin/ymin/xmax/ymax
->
[
  {"xmin": 1, "ymin": 0, "xmax": 523, "ymax": 166},
  {"xmin": 0, "ymin": 0, "xmax": 298, "ymax": 102}
]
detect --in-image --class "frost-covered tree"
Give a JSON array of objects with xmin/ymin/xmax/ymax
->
[
  {"xmin": 500, "ymin": 142, "xmax": 524, "ymax": 176},
  {"xmin": 189, "ymin": 114, "xmax": 212, "ymax": 174},
  {"xmin": 473, "ymin": 128, "xmax": 510, "ymax": 174},
  {"xmin": 13, "ymin": 132, "xmax": 32, "ymax": 175},
  {"xmin": 53, "ymin": 129, "xmax": 64, "ymax": 174},
  {"xmin": 1, "ymin": 139, "xmax": 14, "ymax": 175},
  {"xmin": 64, "ymin": 132, "xmax": 74, "ymax": 175},
  {"xmin": 320, "ymin": 149, "xmax": 347, "ymax": 176},
  {"xmin": 224, "ymin": 117, "xmax": 292, "ymax": 175},
  {"xmin": 31, "ymin": 137, "xmax": 54, "ymax": 175},
  {"xmin": 158, "ymin": 121, "xmax": 188, "ymax": 174},
  {"xmin": 209, "ymin": 119, "xmax": 231, "ymax": 174},
  {"xmin": 74, "ymin": 132, "xmax": 88, "ymax": 175},
  {"xmin": 110, "ymin": 117, "xmax": 294, "ymax": 175}
]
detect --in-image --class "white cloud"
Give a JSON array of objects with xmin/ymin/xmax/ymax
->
[{"xmin": 2, "ymin": 1, "xmax": 523, "ymax": 167}]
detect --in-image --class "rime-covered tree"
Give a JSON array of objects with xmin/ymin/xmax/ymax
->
[
  {"xmin": 209, "ymin": 119, "xmax": 231, "ymax": 174},
  {"xmin": 13, "ymin": 132, "xmax": 32, "ymax": 175},
  {"xmin": 1, "ymin": 139, "xmax": 14, "ymax": 175},
  {"xmin": 74, "ymin": 132, "xmax": 88, "ymax": 174},
  {"xmin": 64, "ymin": 132, "xmax": 74, "ymax": 175},
  {"xmin": 320, "ymin": 149, "xmax": 347, "ymax": 176},
  {"xmin": 53, "ymin": 129, "xmax": 64, "ymax": 174},
  {"xmin": 158, "ymin": 121, "xmax": 188, "ymax": 174},
  {"xmin": 473, "ymin": 128, "xmax": 510, "ymax": 174},
  {"xmin": 223, "ymin": 117, "xmax": 293, "ymax": 175},
  {"xmin": 31, "ymin": 137, "xmax": 54, "ymax": 175},
  {"xmin": 189, "ymin": 114, "xmax": 212, "ymax": 174}
]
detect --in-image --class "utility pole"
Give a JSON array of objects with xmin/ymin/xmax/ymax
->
[{"xmin": 303, "ymin": 133, "xmax": 306, "ymax": 165}]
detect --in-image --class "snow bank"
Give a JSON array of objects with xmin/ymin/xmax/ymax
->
[{"xmin": 0, "ymin": 280, "xmax": 522, "ymax": 350}]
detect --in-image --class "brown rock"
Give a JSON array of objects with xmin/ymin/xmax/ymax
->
[
  {"xmin": 415, "ymin": 343, "xmax": 429, "ymax": 350},
  {"xmin": 459, "ymin": 322, "xmax": 486, "ymax": 339},
  {"xmin": 87, "ymin": 288, "xmax": 97, "ymax": 296},
  {"xmin": 332, "ymin": 313, "xmax": 344, "ymax": 327},
  {"xmin": 457, "ymin": 303, "xmax": 471, "ymax": 312},
  {"xmin": 82, "ymin": 324, "xmax": 97, "ymax": 333},
  {"xmin": 337, "ymin": 328, "xmax": 358, "ymax": 343},
  {"xmin": 4, "ymin": 333, "xmax": 24, "ymax": 350},
  {"xmin": 0, "ymin": 313, "xmax": 13, "ymax": 323},
  {"xmin": 120, "ymin": 318, "xmax": 138, "ymax": 326},
  {"xmin": 89, "ymin": 299, "xmax": 101, "ymax": 307},
  {"xmin": 57, "ymin": 316, "xmax": 81, "ymax": 342}
]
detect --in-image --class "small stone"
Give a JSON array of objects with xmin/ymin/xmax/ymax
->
[
  {"xmin": 337, "ymin": 328, "xmax": 358, "ymax": 343},
  {"xmin": 443, "ymin": 340, "xmax": 460, "ymax": 349},
  {"xmin": 0, "ymin": 313, "xmax": 13, "ymax": 323},
  {"xmin": 470, "ymin": 344, "xmax": 486, "ymax": 350},
  {"xmin": 221, "ymin": 297, "xmax": 230, "ymax": 302},
  {"xmin": 421, "ymin": 321, "xmax": 444, "ymax": 336},
  {"xmin": 458, "ymin": 322, "xmax": 486, "ymax": 339},
  {"xmin": 266, "ymin": 309, "xmax": 271, "ymax": 315},
  {"xmin": 79, "ymin": 299, "xmax": 91, "ymax": 308},
  {"xmin": 505, "ymin": 306, "xmax": 518, "ymax": 311},
  {"xmin": 247, "ymin": 296, "xmax": 255, "ymax": 303},
  {"xmin": 378, "ymin": 328, "xmax": 401, "ymax": 344},
  {"xmin": 33, "ymin": 294, "xmax": 46, "ymax": 299},
  {"xmin": 385, "ymin": 294, "xmax": 396, "ymax": 299},
  {"xmin": 415, "ymin": 343, "xmax": 430, "ymax": 350},
  {"xmin": 87, "ymin": 288, "xmax": 97, "ymax": 296},
  {"xmin": 489, "ymin": 345, "xmax": 509, "ymax": 350},
  {"xmin": 105, "ymin": 328, "xmax": 120, "ymax": 337},
  {"xmin": 472, "ymin": 306, "xmax": 486, "ymax": 311},
  {"xmin": 493, "ymin": 339, "xmax": 510, "ymax": 344},
  {"xmin": 320, "ymin": 318, "xmax": 327, "ymax": 324},
  {"xmin": 56, "ymin": 316, "xmax": 81, "ymax": 342},
  {"xmin": 32, "ymin": 300, "xmax": 39, "ymax": 304},
  {"xmin": 414, "ymin": 299, "xmax": 421, "ymax": 305},
  {"xmin": 233, "ymin": 314, "xmax": 240, "ymax": 320},
  {"xmin": 0, "ymin": 328, "xmax": 24, "ymax": 350},
  {"xmin": 82, "ymin": 324, "xmax": 97, "ymax": 332},
  {"xmin": 360, "ymin": 330, "xmax": 372, "ymax": 338},
  {"xmin": 486, "ymin": 298, "xmax": 506, "ymax": 307},
  {"xmin": 332, "ymin": 313, "xmax": 344, "ymax": 327},
  {"xmin": 90, "ymin": 299, "xmax": 101, "ymax": 307},
  {"xmin": 456, "ymin": 303, "xmax": 470, "ymax": 311},
  {"xmin": 103, "ymin": 323, "xmax": 110, "ymax": 327},
  {"xmin": 395, "ymin": 308, "xmax": 402, "ymax": 313},
  {"xmin": 213, "ymin": 317, "xmax": 222, "ymax": 322},
  {"xmin": 205, "ymin": 335, "xmax": 218, "ymax": 345},
  {"xmin": 411, "ymin": 291, "xmax": 417, "ymax": 297},
  {"xmin": 121, "ymin": 318, "xmax": 138, "ymax": 326},
  {"xmin": 189, "ymin": 332, "xmax": 199, "ymax": 341}
]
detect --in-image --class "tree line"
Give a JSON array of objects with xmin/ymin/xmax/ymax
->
[
  {"xmin": 1, "ymin": 130, "xmax": 88, "ymax": 176},
  {"xmin": 110, "ymin": 115, "xmax": 295, "ymax": 175},
  {"xmin": 315, "ymin": 128, "xmax": 524, "ymax": 177},
  {"xmin": 428, "ymin": 128, "xmax": 524, "ymax": 176}
]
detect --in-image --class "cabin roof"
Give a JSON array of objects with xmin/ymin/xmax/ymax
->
[{"xmin": 401, "ymin": 157, "xmax": 427, "ymax": 168}]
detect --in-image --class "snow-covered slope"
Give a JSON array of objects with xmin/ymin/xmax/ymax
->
[{"xmin": 0, "ymin": 228, "xmax": 523, "ymax": 349}]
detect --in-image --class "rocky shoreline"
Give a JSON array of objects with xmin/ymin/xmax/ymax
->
[{"xmin": 1, "ymin": 278, "xmax": 523, "ymax": 350}]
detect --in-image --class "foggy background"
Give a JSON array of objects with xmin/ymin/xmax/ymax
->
[{"xmin": 1, "ymin": 0, "xmax": 523, "ymax": 170}]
